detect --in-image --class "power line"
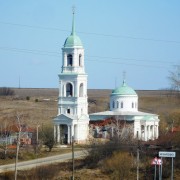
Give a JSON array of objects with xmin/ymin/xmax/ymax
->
[
  {"xmin": 86, "ymin": 55, "xmax": 177, "ymax": 65},
  {"xmin": 79, "ymin": 31, "xmax": 180, "ymax": 44},
  {"xmin": 0, "ymin": 21, "xmax": 180, "ymax": 44},
  {"xmin": 0, "ymin": 46, "xmax": 60, "ymax": 57},
  {"xmin": 0, "ymin": 21, "xmax": 69, "ymax": 32},
  {"xmin": 0, "ymin": 46, "xmax": 178, "ymax": 68},
  {"xmin": 86, "ymin": 59, "xmax": 169, "ymax": 69}
]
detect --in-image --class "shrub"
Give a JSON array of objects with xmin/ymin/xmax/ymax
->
[
  {"xmin": 35, "ymin": 99, "xmax": 38, "ymax": 102},
  {"xmin": 26, "ymin": 96, "xmax": 30, "ymax": 100},
  {"xmin": 39, "ymin": 126, "xmax": 55, "ymax": 152},
  {"xmin": 103, "ymin": 151, "xmax": 133, "ymax": 180},
  {"xmin": 0, "ymin": 87, "xmax": 14, "ymax": 96},
  {"xmin": 84, "ymin": 140, "xmax": 121, "ymax": 168}
]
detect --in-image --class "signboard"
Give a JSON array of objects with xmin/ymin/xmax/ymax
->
[
  {"xmin": 151, "ymin": 157, "xmax": 162, "ymax": 165},
  {"xmin": 151, "ymin": 157, "xmax": 158, "ymax": 165},
  {"xmin": 159, "ymin": 151, "xmax": 176, "ymax": 158}
]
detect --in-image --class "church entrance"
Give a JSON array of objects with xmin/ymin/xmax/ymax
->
[{"xmin": 60, "ymin": 125, "xmax": 68, "ymax": 144}]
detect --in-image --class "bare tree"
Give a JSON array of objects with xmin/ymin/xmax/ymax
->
[
  {"xmin": 168, "ymin": 65, "xmax": 180, "ymax": 96},
  {"xmin": 110, "ymin": 116, "xmax": 134, "ymax": 143},
  {"xmin": 0, "ymin": 122, "xmax": 12, "ymax": 159}
]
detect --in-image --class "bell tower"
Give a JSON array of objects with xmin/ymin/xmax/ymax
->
[
  {"xmin": 58, "ymin": 11, "xmax": 88, "ymax": 117},
  {"xmin": 54, "ymin": 11, "xmax": 89, "ymax": 144}
]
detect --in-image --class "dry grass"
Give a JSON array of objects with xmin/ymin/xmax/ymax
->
[
  {"xmin": 0, "ymin": 88, "xmax": 179, "ymax": 128},
  {"xmin": 0, "ymin": 159, "xmax": 110, "ymax": 180}
]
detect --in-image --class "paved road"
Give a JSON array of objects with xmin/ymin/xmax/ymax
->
[{"xmin": 0, "ymin": 150, "xmax": 86, "ymax": 173}]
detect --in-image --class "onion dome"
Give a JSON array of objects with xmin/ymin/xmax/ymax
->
[
  {"xmin": 111, "ymin": 80, "xmax": 137, "ymax": 96},
  {"xmin": 64, "ymin": 13, "xmax": 83, "ymax": 48}
]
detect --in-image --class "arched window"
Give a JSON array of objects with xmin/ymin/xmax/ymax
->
[
  {"xmin": 112, "ymin": 101, "xmax": 115, "ymax": 108},
  {"xmin": 79, "ymin": 83, "xmax": 83, "ymax": 97},
  {"xmin": 136, "ymin": 131, "xmax": 139, "ymax": 138},
  {"xmin": 132, "ymin": 102, "xmax": 134, "ymax": 108},
  {"xmin": 79, "ymin": 54, "xmax": 82, "ymax": 66},
  {"xmin": 67, "ymin": 108, "xmax": 70, "ymax": 114},
  {"xmin": 67, "ymin": 54, "xmax": 73, "ymax": 66},
  {"xmin": 66, "ymin": 83, "xmax": 73, "ymax": 97},
  {"xmin": 121, "ymin": 102, "xmax": 123, "ymax": 108},
  {"xmin": 117, "ymin": 101, "xmax": 119, "ymax": 108}
]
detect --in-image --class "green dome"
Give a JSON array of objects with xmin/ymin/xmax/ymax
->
[
  {"xmin": 111, "ymin": 80, "xmax": 137, "ymax": 96},
  {"xmin": 63, "ymin": 13, "xmax": 83, "ymax": 48},
  {"xmin": 64, "ymin": 34, "xmax": 83, "ymax": 48}
]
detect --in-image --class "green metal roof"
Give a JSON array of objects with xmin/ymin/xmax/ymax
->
[
  {"xmin": 111, "ymin": 80, "xmax": 137, "ymax": 96},
  {"xmin": 64, "ymin": 13, "xmax": 83, "ymax": 48}
]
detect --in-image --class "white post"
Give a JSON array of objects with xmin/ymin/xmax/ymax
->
[
  {"xmin": 76, "ymin": 124, "xmax": 79, "ymax": 143},
  {"xmin": 171, "ymin": 157, "xmax": 174, "ymax": 180},
  {"xmin": 156, "ymin": 125, "xmax": 159, "ymax": 138},
  {"xmin": 54, "ymin": 125, "xmax": 56, "ymax": 141},
  {"xmin": 64, "ymin": 52, "xmax": 67, "ymax": 66},
  {"xmin": 154, "ymin": 164, "xmax": 156, "ymax": 180},
  {"xmin": 139, "ymin": 125, "xmax": 141, "ymax": 139},
  {"xmin": 144, "ymin": 125, "xmax": 147, "ymax": 141},
  {"xmin": 152, "ymin": 124, "xmax": 155, "ymax": 140},
  {"xmin": 147, "ymin": 125, "xmax": 149, "ymax": 140},
  {"xmin": 161, "ymin": 157, "xmax": 163, "ymax": 180},
  {"xmin": 57, "ymin": 125, "xmax": 60, "ymax": 143},
  {"xmin": 68, "ymin": 126, "xmax": 70, "ymax": 144}
]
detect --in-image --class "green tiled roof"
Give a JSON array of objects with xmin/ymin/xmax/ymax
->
[
  {"xmin": 64, "ymin": 34, "xmax": 83, "ymax": 48},
  {"xmin": 111, "ymin": 80, "xmax": 137, "ymax": 95},
  {"xmin": 64, "ymin": 13, "xmax": 83, "ymax": 48}
]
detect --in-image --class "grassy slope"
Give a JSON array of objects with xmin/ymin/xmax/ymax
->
[{"xmin": 0, "ymin": 88, "xmax": 179, "ymax": 127}]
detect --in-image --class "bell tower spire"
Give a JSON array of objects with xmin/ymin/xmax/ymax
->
[{"xmin": 71, "ymin": 5, "xmax": 76, "ymax": 36}]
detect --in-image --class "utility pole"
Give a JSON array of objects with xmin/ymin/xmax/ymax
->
[
  {"xmin": 137, "ymin": 140, "xmax": 140, "ymax": 180},
  {"xmin": 137, "ymin": 147, "xmax": 139, "ymax": 180},
  {"xmin": 36, "ymin": 125, "xmax": 40, "ymax": 155},
  {"xmin": 15, "ymin": 114, "xmax": 22, "ymax": 180},
  {"xmin": 71, "ymin": 135, "xmax": 74, "ymax": 180}
]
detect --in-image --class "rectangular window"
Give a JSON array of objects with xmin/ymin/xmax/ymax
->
[{"xmin": 67, "ymin": 109, "xmax": 70, "ymax": 114}]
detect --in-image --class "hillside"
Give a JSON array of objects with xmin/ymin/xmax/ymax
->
[{"xmin": 0, "ymin": 88, "xmax": 179, "ymax": 129}]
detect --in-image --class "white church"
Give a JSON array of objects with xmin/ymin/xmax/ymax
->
[{"xmin": 53, "ymin": 14, "xmax": 160, "ymax": 144}]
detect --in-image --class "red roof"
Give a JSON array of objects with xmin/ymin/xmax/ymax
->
[
  {"xmin": 2, "ymin": 124, "xmax": 34, "ymax": 133},
  {"xmin": 171, "ymin": 126, "xmax": 180, "ymax": 132}
]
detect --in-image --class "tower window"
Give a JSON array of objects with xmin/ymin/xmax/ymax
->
[
  {"xmin": 66, "ymin": 83, "xmax": 73, "ymax": 97},
  {"xmin": 79, "ymin": 54, "xmax": 82, "ymax": 66},
  {"xmin": 79, "ymin": 83, "xmax": 83, "ymax": 97},
  {"xmin": 67, "ymin": 108, "xmax": 70, "ymax": 114},
  {"xmin": 67, "ymin": 54, "xmax": 73, "ymax": 66}
]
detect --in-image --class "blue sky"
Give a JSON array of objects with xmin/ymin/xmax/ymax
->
[{"xmin": 0, "ymin": 0, "xmax": 179, "ymax": 90}]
